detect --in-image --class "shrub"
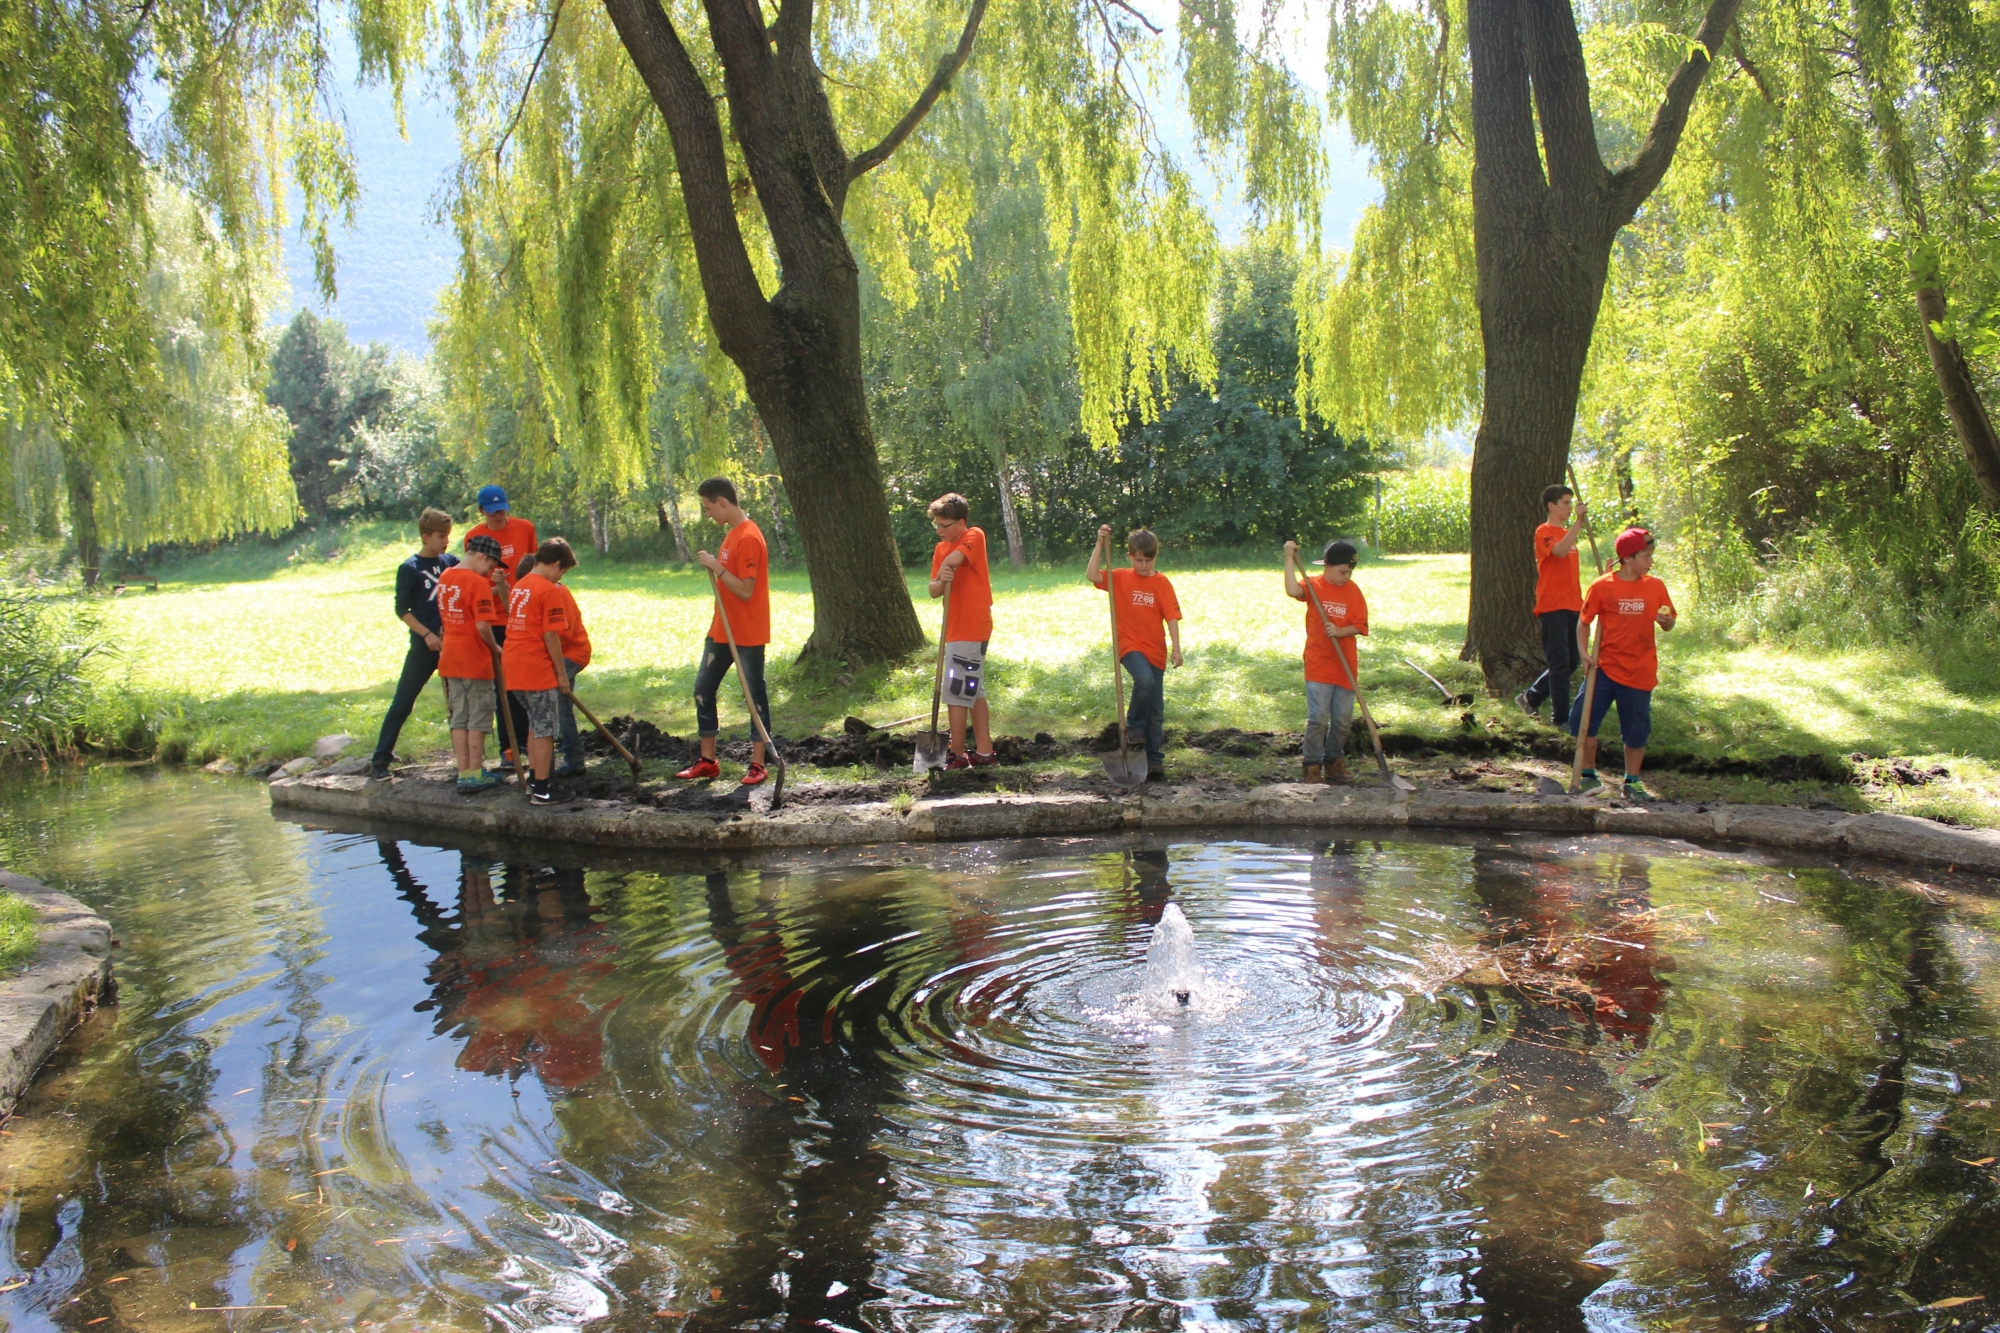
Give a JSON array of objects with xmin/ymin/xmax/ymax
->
[{"xmin": 0, "ymin": 595, "xmax": 108, "ymax": 759}]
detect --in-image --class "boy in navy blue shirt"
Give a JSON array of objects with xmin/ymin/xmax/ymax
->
[{"xmin": 370, "ymin": 508, "xmax": 459, "ymax": 778}]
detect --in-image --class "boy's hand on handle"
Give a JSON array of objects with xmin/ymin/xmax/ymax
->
[
  {"xmin": 694, "ymin": 550, "xmax": 720, "ymax": 574},
  {"xmin": 1097, "ymin": 524, "xmax": 1113, "ymax": 546},
  {"xmin": 938, "ymin": 560, "xmax": 957, "ymax": 584}
]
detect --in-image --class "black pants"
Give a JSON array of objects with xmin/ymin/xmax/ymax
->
[
  {"xmin": 372, "ymin": 636, "xmax": 439, "ymax": 766},
  {"xmin": 1524, "ymin": 609, "xmax": 1581, "ymax": 724},
  {"xmin": 490, "ymin": 625, "xmax": 531, "ymax": 755}
]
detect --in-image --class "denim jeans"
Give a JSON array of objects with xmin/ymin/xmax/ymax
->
[
  {"xmin": 371, "ymin": 635, "xmax": 439, "ymax": 766},
  {"xmin": 693, "ymin": 638, "xmax": 770, "ymax": 739},
  {"xmin": 1566, "ymin": 670, "xmax": 1653, "ymax": 749},
  {"xmin": 1524, "ymin": 609, "xmax": 1581, "ymax": 723},
  {"xmin": 1303, "ymin": 680, "xmax": 1356, "ymax": 765},
  {"xmin": 1121, "ymin": 651, "xmax": 1166, "ymax": 765},
  {"xmin": 556, "ymin": 659, "xmax": 587, "ymax": 767}
]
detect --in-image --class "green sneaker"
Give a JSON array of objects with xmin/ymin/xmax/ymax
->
[
  {"xmin": 1621, "ymin": 776, "xmax": 1654, "ymax": 801},
  {"xmin": 457, "ymin": 770, "xmax": 502, "ymax": 793},
  {"xmin": 1576, "ymin": 772, "xmax": 1606, "ymax": 796}
]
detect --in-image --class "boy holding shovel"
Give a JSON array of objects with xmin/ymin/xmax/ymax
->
[
  {"xmin": 501, "ymin": 538, "xmax": 579, "ymax": 804},
  {"xmin": 678, "ymin": 477, "xmax": 772, "ymax": 786},
  {"xmin": 463, "ymin": 485, "xmax": 537, "ymax": 773},
  {"xmin": 1569, "ymin": 527, "xmax": 1677, "ymax": 799},
  {"xmin": 1087, "ymin": 525, "xmax": 1182, "ymax": 781},
  {"xmin": 1283, "ymin": 540, "xmax": 1368, "ymax": 783},
  {"xmin": 436, "ymin": 533, "xmax": 506, "ymax": 792},
  {"xmin": 928, "ymin": 493, "xmax": 996, "ymax": 768}
]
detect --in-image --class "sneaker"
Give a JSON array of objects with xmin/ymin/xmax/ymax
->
[
  {"xmin": 529, "ymin": 780, "xmax": 554, "ymax": 804},
  {"xmin": 1514, "ymin": 690, "xmax": 1536, "ymax": 717},
  {"xmin": 943, "ymin": 752, "xmax": 972, "ymax": 771},
  {"xmin": 1145, "ymin": 767, "xmax": 1167, "ymax": 783},
  {"xmin": 1621, "ymin": 776, "xmax": 1654, "ymax": 801},
  {"xmin": 676, "ymin": 757, "xmax": 721, "ymax": 780},
  {"xmin": 552, "ymin": 760, "xmax": 588, "ymax": 778},
  {"xmin": 969, "ymin": 750, "xmax": 1001, "ymax": 768},
  {"xmin": 740, "ymin": 763, "xmax": 768, "ymax": 787},
  {"xmin": 1576, "ymin": 772, "xmax": 1606, "ymax": 796},
  {"xmin": 457, "ymin": 770, "xmax": 502, "ymax": 793},
  {"xmin": 370, "ymin": 758, "xmax": 392, "ymax": 780}
]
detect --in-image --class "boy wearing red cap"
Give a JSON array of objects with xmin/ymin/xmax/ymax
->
[{"xmin": 1570, "ymin": 527, "xmax": 1677, "ymax": 799}]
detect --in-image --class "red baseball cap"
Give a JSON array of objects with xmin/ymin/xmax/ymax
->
[{"xmin": 1614, "ymin": 526, "xmax": 1655, "ymax": 559}]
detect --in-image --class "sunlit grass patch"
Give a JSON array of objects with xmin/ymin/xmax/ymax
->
[{"xmin": 0, "ymin": 893, "xmax": 38, "ymax": 974}]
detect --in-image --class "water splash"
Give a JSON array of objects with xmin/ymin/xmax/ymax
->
[{"xmin": 1143, "ymin": 904, "xmax": 1204, "ymax": 1008}]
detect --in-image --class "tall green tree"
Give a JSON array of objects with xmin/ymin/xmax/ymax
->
[{"xmin": 267, "ymin": 311, "xmax": 393, "ymax": 523}]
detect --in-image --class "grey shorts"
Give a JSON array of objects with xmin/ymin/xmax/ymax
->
[
  {"xmin": 512, "ymin": 687, "xmax": 561, "ymax": 738},
  {"xmin": 943, "ymin": 640, "xmax": 988, "ymax": 708},
  {"xmin": 444, "ymin": 676, "xmax": 495, "ymax": 731}
]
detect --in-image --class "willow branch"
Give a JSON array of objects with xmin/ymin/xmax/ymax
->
[
  {"xmin": 847, "ymin": 0, "xmax": 989, "ymax": 180},
  {"xmin": 1609, "ymin": 0, "xmax": 1745, "ymax": 219},
  {"xmin": 495, "ymin": 0, "xmax": 568, "ymax": 172}
]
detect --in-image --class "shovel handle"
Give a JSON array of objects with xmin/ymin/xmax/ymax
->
[
  {"xmin": 1302, "ymin": 576, "xmax": 1400, "ymax": 786},
  {"xmin": 566, "ymin": 690, "xmax": 642, "ymax": 773},
  {"xmin": 1569, "ymin": 618, "xmax": 1604, "ymax": 792},
  {"xmin": 928, "ymin": 581, "xmax": 951, "ymax": 745},
  {"xmin": 1568, "ymin": 462, "xmax": 1605, "ymax": 576},
  {"xmin": 491, "ymin": 646, "xmax": 528, "ymax": 797},
  {"xmin": 1101, "ymin": 532, "xmax": 1131, "ymax": 765},
  {"xmin": 708, "ymin": 571, "xmax": 786, "ymax": 809}
]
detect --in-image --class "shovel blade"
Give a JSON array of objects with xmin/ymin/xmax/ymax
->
[
  {"xmin": 1102, "ymin": 750, "xmax": 1148, "ymax": 789},
  {"xmin": 1535, "ymin": 776, "xmax": 1568, "ymax": 796},
  {"xmin": 1390, "ymin": 774, "xmax": 1418, "ymax": 793},
  {"xmin": 912, "ymin": 734, "xmax": 948, "ymax": 774}
]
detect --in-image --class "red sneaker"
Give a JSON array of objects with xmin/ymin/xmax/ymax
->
[
  {"xmin": 675, "ymin": 757, "xmax": 721, "ymax": 780},
  {"xmin": 740, "ymin": 763, "xmax": 768, "ymax": 787},
  {"xmin": 969, "ymin": 750, "xmax": 1000, "ymax": 768},
  {"xmin": 943, "ymin": 752, "xmax": 972, "ymax": 771}
]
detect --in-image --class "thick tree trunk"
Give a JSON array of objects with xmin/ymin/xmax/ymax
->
[
  {"xmin": 995, "ymin": 465, "xmax": 1025, "ymax": 567},
  {"xmin": 63, "ymin": 450, "xmax": 100, "ymax": 589},
  {"xmin": 1915, "ymin": 285, "xmax": 2000, "ymax": 508}
]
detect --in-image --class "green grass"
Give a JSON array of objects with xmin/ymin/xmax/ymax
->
[
  {"xmin": 65, "ymin": 525, "xmax": 2000, "ymax": 825},
  {"xmin": 0, "ymin": 893, "xmax": 38, "ymax": 974}
]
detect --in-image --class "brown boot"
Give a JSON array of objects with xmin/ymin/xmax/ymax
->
[
  {"xmin": 1326, "ymin": 759, "xmax": 1354, "ymax": 784},
  {"xmin": 1302, "ymin": 763, "xmax": 1324, "ymax": 783}
]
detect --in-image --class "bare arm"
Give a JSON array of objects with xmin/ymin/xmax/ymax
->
[
  {"xmin": 1552, "ymin": 501, "xmax": 1587, "ymax": 557},
  {"xmin": 544, "ymin": 630, "xmax": 570, "ymax": 691},
  {"xmin": 401, "ymin": 611, "xmax": 441, "ymax": 649},
  {"xmin": 928, "ymin": 548, "xmax": 964, "ymax": 598},
  {"xmin": 1085, "ymin": 525, "xmax": 1111, "ymax": 586},
  {"xmin": 1282, "ymin": 542, "xmax": 1307, "ymax": 601},
  {"xmin": 478, "ymin": 621, "xmax": 500, "ymax": 651},
  {"xmin": 1167, "ymin": 619, "xmax": 1183, "ymax": 667}
]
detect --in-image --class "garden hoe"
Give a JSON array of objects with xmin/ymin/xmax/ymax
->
[
  {"xmin": 708, "ymin": 571, "xmax": 787, "ymax": 811},
  {"xmin": 564, "ymin": 688, "xmax": 643, "ymax": 780},
  {"xmin": 913, "ymin": 582, "xmax": 952, "ymax": 774},
  {"xmin": 1098, "ymin": 529, "xmax": 1148, "ymax": 788},
  {"xmin": 1304, "ymin": 581, "xmax": 1415, "ymax": 793}
]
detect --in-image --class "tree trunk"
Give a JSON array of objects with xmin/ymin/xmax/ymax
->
[
  {"xmin": 588, "ymin": 496, "xmax": 611, "ymax": 554},
  {"xmin": 1462, "ymin": 0, "xmax": 1739, "ymax": 691},
  {"xmin": 63, "ymin": 448, "xmax": 100, "ymax": 589},
  {"xmin": 1916, "ymin": 283, "xmax": 2000, "ymax": 509},
  {"xmin": 660, "ymin": 494, "xmax": 692, "ymax": 562},
  {"xmin": 994, "ymin": 465, "xmax": 1026, "ymax": 567}
]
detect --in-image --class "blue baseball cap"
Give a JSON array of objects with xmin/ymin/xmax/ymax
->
[{"xmin": 477, "ymin": 485, "xmax": 509, "ymax": 513}]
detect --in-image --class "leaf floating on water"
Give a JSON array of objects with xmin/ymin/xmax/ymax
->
[
  {"xmin": 1959, "ymin": 1157, "xmax": 1996, "ymax": 1167},
  {"xmin": 0, "ymin": 1280, "xmax": 25, "ymax": 1292},
  {"xmin": 1918, "ymin": 1295, "xmax": 1983, "ymax": 1311}
]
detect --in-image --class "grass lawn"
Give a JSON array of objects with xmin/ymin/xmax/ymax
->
[
  {"xmin": 89, "ymin": 523, "xmax": 2000, "ymax": 826},
  {"xmin": 0, "ymin": 893, "xmax": 37, "ymax": 974}
]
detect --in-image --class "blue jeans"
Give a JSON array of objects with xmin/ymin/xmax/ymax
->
[
  {"xmin": 1304, "ymin": 681, "xmax": 1356, "ymax": 765},
  {"xmin": 1567, "ymin": 670, "xmax": 1652, "ymax": 749},
  {"xmin": 372, "ymin": 635, "xmax": 439, "ymax": 766},
  {"xmin": 556, "ymin": 660, "xmax": 586, "ymax": 767},
  {"xmin": 693, "ymin": 638, "xmax": 770, "ymax": 739},
  {"xmin": 1121, "ymin": 651, "xmax": 1166, "ymax": 765}
]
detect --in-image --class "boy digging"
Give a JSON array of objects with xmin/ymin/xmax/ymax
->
[
  {"xmin": 370, "ymin": 507, "xmax": 458, "ymax": 780},
  {"xmin": 1570, "ymin": 527, "xmax": 1677, "ymax": 800},
  {"xmin": 678, "ymin": 478, "xmax": 773, "ymax": 786},
  {"xmin": 1516, "ymin": 483, "xmax": 1592, "ymax": 724},
  {"xmin": 1283, "ymin": 540, "xmax": 1369, "ymax": 784},
  {"xmin": 437, "ymin": 533, "xmax": 506, "ymax": 793},
  {"xmin": 464, "ymin": 485, "xmax": 537, "ymax": 772},
  {"xmin": 501, "ymin": 538, "xmax": 579, "ymax": 805},
  {"xmin": 1087, "ymin": 525, "xmax": 1182, "ymax": 782},
  {"xmin": 928, "ymin": 493, "xmax": 997, "ymax": 768}
]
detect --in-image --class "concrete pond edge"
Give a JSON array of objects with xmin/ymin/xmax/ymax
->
[
  {"xmin": 271, "ymin": 772, "xmax": 2000, "ymax": 880},
  {"xmin": 0, "ymin": 871, "xmax": 114, "ymax": 1120}
]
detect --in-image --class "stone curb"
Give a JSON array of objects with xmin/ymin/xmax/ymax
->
[
  {"xmin": 271, "ymin": 773, "xmax": 2000, "ymax": 878},
  {"xmin": 0, "ymin": 871, "xmax": 114, "ymax": 1120}
]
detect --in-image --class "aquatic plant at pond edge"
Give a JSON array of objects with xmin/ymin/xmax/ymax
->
[{"xmin": 0, "ymin": 595, "xmax": 107, "ymax": 760}]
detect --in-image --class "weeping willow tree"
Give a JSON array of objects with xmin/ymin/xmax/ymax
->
[{"xmin": 432, "ymin": 0, "xmax": 1322, "ymax": 661}]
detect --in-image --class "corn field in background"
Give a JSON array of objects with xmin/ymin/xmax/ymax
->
[{"xmin": 1369, "ymin": 468, "xmax": 1471, "ymax": 553}]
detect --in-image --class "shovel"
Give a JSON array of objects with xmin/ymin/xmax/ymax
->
[
  {"xmin": 1403, "ymin": 657, "xmax": 1475, "ymax": 706},
  {"xmin": 563, "ymin": 688, "xmax": 643, "ymax": 779},
  {"xmin": 1303, "ymin": 579, "xmax": 1415, "ymax": 793},
  {"xmin": 1570, "ymin": 462, "xmax": 1605, "ymax": 576},
  {"xmin": 490, "ymin": 647, "xmax": 530, "ymax": 799},
  {"xmin": 707, "ymin": 572, "xmax": 787, "ymax": 811},
  {"xmin": 1099, "ymin": 541, "xmax": 1148, "ymax": 789},
  {"xmin": 913, "ymin": 582, "xmax": 952, "ymax": 773},
  {"xmin": 1537, "ymin": 617, "xmax": 1604, "ymax": 796}
]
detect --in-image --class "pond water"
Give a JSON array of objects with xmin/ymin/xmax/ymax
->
[{"xmin": 0, "ymin": 771, "xmax": 1996, "ymax": 1332}]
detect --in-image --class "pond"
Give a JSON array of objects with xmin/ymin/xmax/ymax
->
[{"xmin": 0, "ymin": 771, "xmax": 1996, "ymax": 1331}]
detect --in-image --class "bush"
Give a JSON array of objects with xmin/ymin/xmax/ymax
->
[
  {"xmin": 1374, "ymin": 467, "xmax": 1470, "ymax": 553},
  {"xmin": 0, "ymin": 595, "xmax": 108, "ymax": 759}
]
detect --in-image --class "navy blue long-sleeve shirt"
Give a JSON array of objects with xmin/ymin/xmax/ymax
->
[{"xmin": 395, "ymin": 551, "xmax": 460, "ymax": 639}]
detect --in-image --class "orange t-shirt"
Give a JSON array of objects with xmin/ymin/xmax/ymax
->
[
  {"xmin": 463, "ymin": 516, "xmax": 537, "ymax": 598},
  {"xmin": 930, "ymin": 527, "xmax": 994, "ymax": 643},
  {"xmin": 1534, "ymin": 522, "xmax": 1584, "ymax": 614},
  {"xmin": 554, "ymin": 583, "xmax": 591, "ymax": 669},
  {"xmin": 1301, "ymin": 574, "xmax": 1368, "ymax": 688},
  {"xmin": 1581, "ymin": 572, "xmax": 1675, "ymax": 691},
  {"xmin": 436, "ymin": 566, "xmax": 502, "ymax": 680},
  {"xmin": 1091, "ymin": 567, "xmax": 1182, "ymax": 669},
  {"xmin": 501, "ymin": 572, "xmax": 570, "ymax": 691},
  {"xmin": 708, "ymin": 520, "xmax": 770, "ymax": 648}
]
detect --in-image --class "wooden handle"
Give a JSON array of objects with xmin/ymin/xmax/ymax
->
[
  {"xmin": 1568, "ymin": 462, "xmax": 1605, "ymax": 575},
  {"xmin": 1106, "ymin": 566, "xmax": 1129, "ymax": 760},
  {"xmin": 1570, "ymin": 619, "xmax": 1604, "ymax": 790},
  {"xmin": 708, "ymin": 573, "xmax": 785, "ymax": 796}
]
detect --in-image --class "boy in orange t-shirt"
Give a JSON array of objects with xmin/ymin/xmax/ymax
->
[
  {"xmin": 463, "ymin": 485, "xmax": 537, "ymax": 771},
  {"xmin": 1517, "ymin": 483, "xmax": 1593, "ymax": 725},
  {"xmin": 501, "ymin": 537, "xmax": 577, "ymax": 804},
  {"xmin": 1283, "ymin": 539, "xmax": 1369, "ymax": 784},
  {"xmin": 438, "ymin": 534, "xmax": 506, "ymax": 792},
  {"xmin": 1570, "ymin": 527, "xmax": 1677, "ymax": 800},
  {"xmin": 927, "ymin": 492, "xmax": 996, "ymax": 768},
  {"xmin": 678, "ymin": 477, "xmax": 773, "ymax": 786},
  {"xmin": 551, "ymin": 574, "xmax": 592, "ymax": 777},
  {"xmin": 1087, "ymin": 525, "xmax": 1182, "ymax": 780}
]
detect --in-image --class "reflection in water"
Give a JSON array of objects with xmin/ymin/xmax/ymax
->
[{"xmin": 0, "ymin": 773, "xmax": 1993, "ymax": 1331}]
